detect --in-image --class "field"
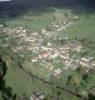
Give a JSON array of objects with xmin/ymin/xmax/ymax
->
[
  {"xmin": 4, "ymin": 7, "xmax": 95, "ymax": 40},
  {"xmin": 5, "ymin": 58, "xmax": 51, "ymax": 97},
  {"xmin": 59, "ymin": 14, "xmax": 95, "ymax": 40}
]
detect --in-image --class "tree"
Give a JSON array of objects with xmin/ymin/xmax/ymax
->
[
  {"xmin": 0, "ymin": 56, "xmax": 16, "ymax": 100},
  {"xmin": 88, "ymin": 93, "xmax": 95, "ymax": 100}
]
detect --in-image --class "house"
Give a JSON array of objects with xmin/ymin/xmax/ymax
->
[
  {"xmin": 81, "ymin": 57, "xmax": 89, "ymax": 62},
  {"xmin": 52, "ymin": 52, "xmax": 59, "ymax": 58},
  {"xmin": 54, "ymin": 68, "xmax": 62, "ymax": 76},
  {"xmin": 41, "ymin": 46, "xmax": 49, "ymax": 50},
  {"xmin": 74, "ymin": 45, "xmax": 82, "ymax": 52},
  {"xmin": 63, "ymin": 66, "xmax": 70, "ymax": 70},
  {"xmin": 0, "ymin": 24, "xmax": 4, "ymax": 28},
  {"xmin": 80, "ymin": 61, "xmax": 89, "ymax": 68},
  {"xmin": 91, "ymin": 61, "xmax": 95, "ymax": 67},
  {"xmin": 31, "ymin": 57, "xmax": 38, "ymax": 63},
  {"xmin": 40, "ymin": 50, "xmax": 50, "ymax": 58},
  {"xmin": 31, "ymin": 92, "xmax": 45, "ymax": 100},
  {"xmin": 32, "ymin": 32, "xmax": 38, "ymax": 36},
  {"xmin": 64, "ymin": 59, "xmax": 73, "ymax": 66},
  {"xmin": 59, "ymin": 53, "xmax": 69, "ymax": 60},
  {"xmin": 74, "ymin": 16, "xmax": 80, "ymax": 21},
  {"xmin": 41, "ymin": 29, "xmax": 47, "ymax": 34},
  {"xmin": 59, "ymin": 55, "xmax": 69, "ymax": 60},
  {"xmin": 63, "ymin": 45, "xmax": 69, "ymax": 50},
  {"xmin": 47, "ymin": 42, "xmax": 52, "ymax": 47}
]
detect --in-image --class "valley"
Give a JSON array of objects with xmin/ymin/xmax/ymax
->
[{"xmin": 0, "ymin": 3, "xmax": 95, "ymax": 100}]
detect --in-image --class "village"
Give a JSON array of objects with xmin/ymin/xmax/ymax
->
[
  {"xmin": 0, "ymin": 0, "xmax": 95, "ymax": 99},
  {"xmin": 0, "ymin": 12, "xmax": 95, "ymax": 100},
  {"xmin": 1, "ymin": 17, "xmax": 95, "ymax": 79}
]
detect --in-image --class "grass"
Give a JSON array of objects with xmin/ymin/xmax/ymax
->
[
  {"xmin": 5, "ymin": 61, "xmax": 52, "ymax": 97},
  {"xmin": 6, "ymin": 12, "xmax": 53, "ymax": 31},
  {"xmin": 5, "ymin": 64, "xmax": 33, "ymax": 96},
  {"xmin": 5, "ymin": 58, "xmax": 52, "ymax": 96},
  {"xmin": 59, "ymin": 14, "xmax": 95, "ymax": 40},
  {"xmin": 23, "ymin": 61, "xmax": 51, "ymax": 78},
  {"xmin": 5, "ymin": 7, "xmax": 95, "ymax": 41}
]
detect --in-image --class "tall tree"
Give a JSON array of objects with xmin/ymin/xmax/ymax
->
[{"xmin": 0, "ymin": 56, "xmax": 16, "ymax": 100}]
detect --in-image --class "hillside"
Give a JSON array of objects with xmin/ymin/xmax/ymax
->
[{"xmin": 0, "ymin": 1, "xmax": 95, "ymax": 100}]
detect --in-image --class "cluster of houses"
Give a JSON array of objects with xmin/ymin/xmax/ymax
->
[
  {"xmin": 47, "ymin": 16, "xmax": 79, "ymax": 32},
  {"xmin": 48, "ymin": 20, "xmax": 73, "ymax": 32},
  {"xmin": 30, "ymin": 92, "xmax": 45, "ymax": 100},
  {"xmin": 0, "ymin": 16, "xmax": 95, "ymax": 100},
  {"xmin": 2, "ymin": 25, "xmax": 95, "ymax": 78}
]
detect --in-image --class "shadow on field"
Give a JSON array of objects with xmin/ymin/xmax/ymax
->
[{"xmin": 0, "ymin": 0, "xmax": 95, "ymax": 17}]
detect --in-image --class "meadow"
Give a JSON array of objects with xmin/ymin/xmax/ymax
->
[
  {"xmin": 5, "ymin": 7, "xmax": 95, "ymax": 40},
  {"xmin": 59, "ymin": 13, "xmax": 95, "ymax": 40}
]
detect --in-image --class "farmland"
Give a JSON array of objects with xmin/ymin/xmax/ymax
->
[{"xmin": 3, "ymin": 7, "xmax": 95, "ymax": 40}]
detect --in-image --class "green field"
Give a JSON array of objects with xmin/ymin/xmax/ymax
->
[
  {"xmin": 59, "ymin": 14, "xmax": 95, "ymax": 40},
  {"xmin": 5, "ymin": 61, "xmax": 51, "ymax": 97},
  {"xmin": 5, "ymin": 7, "xmax": 95, "ymax": 41},
  {"xmin": 5, "ymin": 11, "xmax": 53, "ymax": 31}
]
